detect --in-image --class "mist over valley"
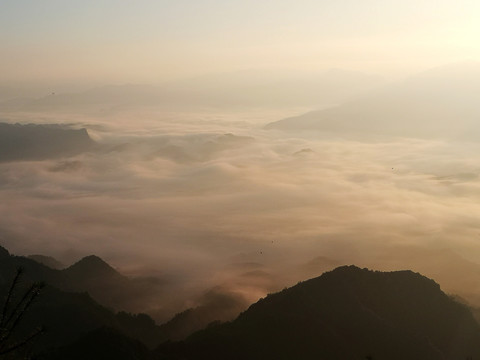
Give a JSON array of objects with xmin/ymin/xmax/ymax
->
[{"xmin": 4, "ymin": 1, "xmax": 480, "ymax": 357}]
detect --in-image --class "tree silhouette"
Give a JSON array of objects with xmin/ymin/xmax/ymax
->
[{"xmin": 0, "ymin": 267, "xmax": 45, "ymax": 356}]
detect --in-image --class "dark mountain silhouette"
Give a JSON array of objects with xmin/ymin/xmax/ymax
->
[
  {"xmin": 299, "ymin": 247, "xmax": 480, "ymax": 309},
  {"xmin": 4, "ymin": 242, "xmax": 480, "ymax": 359},
  {"xmin": 0, "ymin": 248, "xmax": 167, "ymax": 359},
  {"xmin": 156, "ymin": 266, "xmax": 480, "ymax": 360},
  {"xmin": 0, "ymin": 245, "xmax": 10, "ymax": 258},
  {"xmin": 62, "ymin": 257, "xmax": 251, "ymax": 343},
  {"xmin": 2, "ymin": 245, "xmax": 225, "ymax": 343},
  {"xmin": 0, "ymin": 245, "xmax": 247, "ymax": 349},
  {"xmin": 0, "ymin": 123, "xmax": 95, "ymax": 162},
  {"xmin": 370, "ymin": 247, "xmax": 480, "ymax": 308},
  {"xmin": 60, "ymin": 255, "xmax": 143, "ymax": 312},
  {"xmin": 60, "ymin": 256, "xmax": 171, "ymax": 317},
  {"xmin": 0, "ymin": 246, "xmax": 167, "ymax": 344},
  {"xmin": 0, "ymin": 247, "xmax": 68, "ymax": 288},
  {"xmin": 0, "ymin": 246, "xmax": 167, "ymax": 318},
  {"xmin": 7, "ymin": 285, "xmax": 164, "ymax": 355},
  {"xmin": 266, "ymin": 62, "xmax": 480, "ymax": 140},
  {"xmin": 0, "ymin": 245, "xmax": 243, "ymax": 358},
  {"xmin": 37, "ymin": 327, "xmax": 153, "ymax": 360},
  {"xmin": 156, "ymin": 288, "xmax": 249, "ymax": 343},
  {"xmin": 64, "ymin": 255, "xmax": 125, "ymax": 283}
]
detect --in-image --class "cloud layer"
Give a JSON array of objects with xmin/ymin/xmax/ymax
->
[{"xmin": 2, "ymin": 108, "xmax": 480, "ymax": 320}]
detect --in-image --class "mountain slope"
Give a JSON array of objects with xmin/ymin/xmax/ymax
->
[
  {"xmin": 6, "ymin": 247, "xmax": 167, "ymax": 318},
  {"xmin": 156, "ymin": 266, "xmax": 480, "ymax": 360},
  {"xmin": 266, "ymin": 63, "xmax": 480, "ymax": 140},
  {"xmin": 0, "ymin": 246, "xmax": 165, "ymax": 351},
  {"xmin": 27, "ymin": 254, "xmax": 65, "ymax": 270},
  {"xmin": 4, "ymin": 243, "xmax": 480, "ymax": 359},
  {"xmin": 0, "ymin": 272, "xmax": 162, "ymax": 357},
  {"xmin": 0, "ymin": 123, "xmax": 95, "ymax": 162}
]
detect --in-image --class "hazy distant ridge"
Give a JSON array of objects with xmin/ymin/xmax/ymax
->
[
  {"xmin": 0, "ymin": 69, "xmax": 384, "ymax": 112},
  {"xmin": 0, "ymin": 123, "xmax": 94, "ymax": 161},
  {"xmin": 267, "ymin": 63, "xmax": 480, "ymax": 140}
]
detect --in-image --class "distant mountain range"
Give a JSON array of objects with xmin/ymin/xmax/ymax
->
[
  {"xmin": 2, "ymin": 244, "xmax": 480, "ymax": 359},
  {"xmin": 0, "ymin": 69, "xmax": 384, "ymax": 111},
  {"xmin": 267, "ymin": 62, "xmax": 480, "ymax": 140},
  {"xmin": 0, "ymin": 123, "xmax": 95, "ymax": 162}
]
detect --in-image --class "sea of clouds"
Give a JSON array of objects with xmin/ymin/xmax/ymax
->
[{"xmin": 2, "ymin": 106, "xmax": 480, "ymax": 319}]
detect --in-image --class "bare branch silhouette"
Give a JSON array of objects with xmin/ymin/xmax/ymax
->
[{"xmin": 0, "ymin": 268, "xmax": 45, "ymax": 356}]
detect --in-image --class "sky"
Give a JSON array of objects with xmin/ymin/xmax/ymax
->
[{"xmin": 2, "ymin": 0, "xmax": 480, "ymax": 85}]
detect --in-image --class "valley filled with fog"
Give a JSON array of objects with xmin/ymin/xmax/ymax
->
[
  {"xmin": 6, "ymin": 1, "xmax": 480, "ymax": 358},
  {"xmin": 3, "ymin": 66, "xmax": 480, "ymax": 323}
]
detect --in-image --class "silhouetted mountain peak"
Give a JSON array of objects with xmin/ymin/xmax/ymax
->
[
  {"xmin": 65, "ymin": 255, "xmax": 120, "ymax": 278},
  {"xmin": 241, "ymin": 265, "xmax": 444, "ymax": 320},
  {"xmin": 247, "ymin": 265, "xmax": 444, "ymax": 321},
  {"xmin": 158, "ymin": 266, "xmax": 480, "ymax": 359},
  {"xmin": 320, "ymin": 264, "xmax": 436, "ymax": 286},
  {"xmin": 353, "ymin": 265, "xmax": 438, "ymax": 287}
]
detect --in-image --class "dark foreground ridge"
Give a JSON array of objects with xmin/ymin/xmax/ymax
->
[
  {"xmin": 0, "ymin": 245, "xmax": 165, "ymax": 358},
  {"xmin": 155, "ymin": 265, "xmax": 480, "ymax": 360},
  {"xmin": 2, "ymin": 244, "xmax": 480, "ymax": 360}
]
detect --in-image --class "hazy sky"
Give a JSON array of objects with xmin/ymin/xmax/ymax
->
[{"xmin": 2, "ymin": 0, "xmax": 480, "ymax": 84}]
